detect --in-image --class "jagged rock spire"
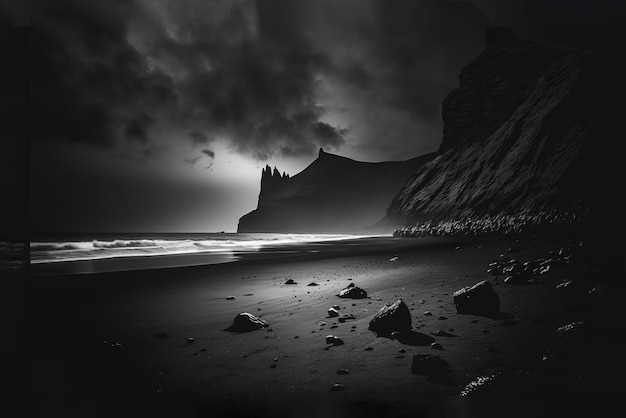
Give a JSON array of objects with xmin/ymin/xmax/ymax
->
[{"xmin": 259, "ymin": 164, "xmax": 290, "ymax": 202}]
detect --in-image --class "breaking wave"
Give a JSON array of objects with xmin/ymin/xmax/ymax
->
[{"xmin": 30, "ymin": 233, "xmax": 369, "ymax": 264}]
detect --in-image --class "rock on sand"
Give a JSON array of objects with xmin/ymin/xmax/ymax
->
[
  {"xmin": 225, "ymin": 312, "xmax": 269, "ymax": 333},
  {"xmin": 453, "ymin": 280, "xmax": 500, "ymax": 316},
  {"xmin": 368, "ymin": 299, "xmax": 412, "ymax": 336},
  {"xmin": 337, "ymin": 283, "xmax": 368, "ymax": 299}
]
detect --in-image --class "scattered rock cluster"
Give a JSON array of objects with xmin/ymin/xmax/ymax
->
[
  {"xmin": 487, "ymin": 244, "xmax": 579, "ymax": 284},
  {"xmin": 393, "ymin": 210, "xmax": 584, "ymax": 238}
]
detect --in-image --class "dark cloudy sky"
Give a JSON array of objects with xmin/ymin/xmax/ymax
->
[{"xmin": 2, "ymin": 0, "xmax": 624, "ymax": 234}]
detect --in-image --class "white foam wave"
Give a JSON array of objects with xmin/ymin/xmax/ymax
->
[{"xmin": 30, "ymin": 234, "xmax": 377, "ymax": 264}]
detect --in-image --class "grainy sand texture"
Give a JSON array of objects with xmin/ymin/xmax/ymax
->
[{"xmin": 28, "ymin": 236, "xmax": 623, "ymax": 418}]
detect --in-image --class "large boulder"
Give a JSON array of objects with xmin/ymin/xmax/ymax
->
[
  {"xmin": 337, "ymin": 283, "xmax": 368, "ymax": 299},
  {"xmin": 368, "ymin": 299, "xmax": 412, "ymax": 336},
  {"xmin": 225, "ymin": 312, "xmax": 268, "ymax": 332},
  {"xmin": 453, "ymin": 280, "xmax": 500, "ymax": 316}
]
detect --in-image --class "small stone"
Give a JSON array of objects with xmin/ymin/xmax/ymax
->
[
  {"xmin": 430, "ymin": 342, "xmax": 443, "ymax": 350},
  {"xmin": 438, "ymin": 316, "xmax": 448, "ymax": 320},
  {"xmin": 338, "ymin": 284, "xmax": 367, "ymax": 299},
  {"xmin": 332, "ymin": 305, "xmax": 341, "ymax": 310},
  {"xmin": 325, "ymin": 335, "xmax": 344, "ymax": 346},
  {"xmin": 338, "ymin": 314, "xmax": 356, "ymax": 323},
  {"xmin": 328, "ymin": 308, "xmax": 340, "ymax": 317},
  {"xmin": 330, "ymin": 384, "xmax": 345, "ymax": 391},
  {"xmin": 556, "ymin": 280, "xmax": 573, "ymax": 289},
  {"xmin": 270, "ymin": 364, "xmax": 277, "ymax": 369},
  {"xmin": 317, "ymin": 321, "xmax": 328, "ymax": 326},
  {"xmin": 389, "ymin": 256, "xmax": 399, "ymax": 262},
  {"xmin": 337, "ymin": 368, "xmax": 350, "ymax": 375},
  {"xmin": 398, "ymin": 349, "xmax": 406, "ymax": 353},
  {"xmin": 423, "ymin": 311, "xmax": 433, "ymax": 316},
  {"xmin": 285, "ymin": 279, "xmax": 297, "ymax": 285},
  {"xmin": 186, "ymin": 337, "xmax": 195, "ymax": 344},
  {"xmin": 226, "ymin": 296, "xmax": 236, "ymax": 300},
  {"xmin": 364, "ymin": 346, "xmax": 374, "ymax": 351},
  {"xmin": 307, "ymin": 282, "xmax": 319, "ymax": 286}
]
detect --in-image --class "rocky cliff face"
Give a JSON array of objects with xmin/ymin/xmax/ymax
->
[
  {"xmin": 385, "ymin": 28, "xmax": 623, "ymax": 233},
  {"xmin": 238, "ymin": 149, "xmax": 434, "ymax": 233}
]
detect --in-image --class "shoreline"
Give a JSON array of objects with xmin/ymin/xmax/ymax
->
[
  {"xmin": 26, "ymin": 235, "xmax": 622, "ymax": 417},
  {"xmin": 30, "ymin": 236, "xmax": 474, "ymax": 278}
]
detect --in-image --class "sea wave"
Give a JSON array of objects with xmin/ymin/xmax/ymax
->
[{"xmin": 30, "ymin": 234, "xmax": 372, "ymax": 264}]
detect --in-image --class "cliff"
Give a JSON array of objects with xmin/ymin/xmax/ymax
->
[
  {"xmin": 238, "ymin": 149, "xmax": 434, "ymax": 233},
  {"xmin": 385, "ymin": 28, "xmax": 623, "ymax": 236}
]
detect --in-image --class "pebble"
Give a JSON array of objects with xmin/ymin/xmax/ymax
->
[
  {"xmin": 423, "ymin": 311, "xmax": 433, "ymax": 316},
  {"xmin": 226, "ymin": 296, "xmax": 236, "ymax": 300},
  {"xmin": 337, "ymin": 368, "xmax": 350, "ymax": 375},
  {"xmin": 556, "ymin": 280, "xmax": 573, "ymax": 289},
  {"xmin": 430, "ymin": 342, "xmax": 443, "ymax": 350},
  {"xmin": 331, "ymin": 384, "xmax": 345, "ymax": 392},
  {"xmin": 338, "ymin": 314, "xmax": 356, "ymax": 323},
  {"xmin": 325, "ymin": 335, "xmax": 344, "ymax": 346},
  {"xmin": 186, "ymin": 337, "xmax": 195, "ymax": 344},
  {"xmin": 285, "ymin": 279, "xmax": 297, "ymax": 285}
]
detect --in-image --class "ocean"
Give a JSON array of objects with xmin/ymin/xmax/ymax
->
[{"xmin": 29, "ymin": 233, "xmax": 377, "ymax": 275}]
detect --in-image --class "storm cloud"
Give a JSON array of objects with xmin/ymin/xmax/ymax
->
[{"xmin": 25, "ymin": 0, "xmax": 494, "ymax": 163}]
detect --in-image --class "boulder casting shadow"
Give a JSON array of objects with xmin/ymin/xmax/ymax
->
[
  {"xmin": 225, "ymin": 312, "xmax": 268, "ymax": 333},
  {"xmin": 368, "ymin": 299, "xmax": 411, "ymax": 336},
  {"xmin": 453, "ymin": 280, "xmax": 501, "ymax": 317}
]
